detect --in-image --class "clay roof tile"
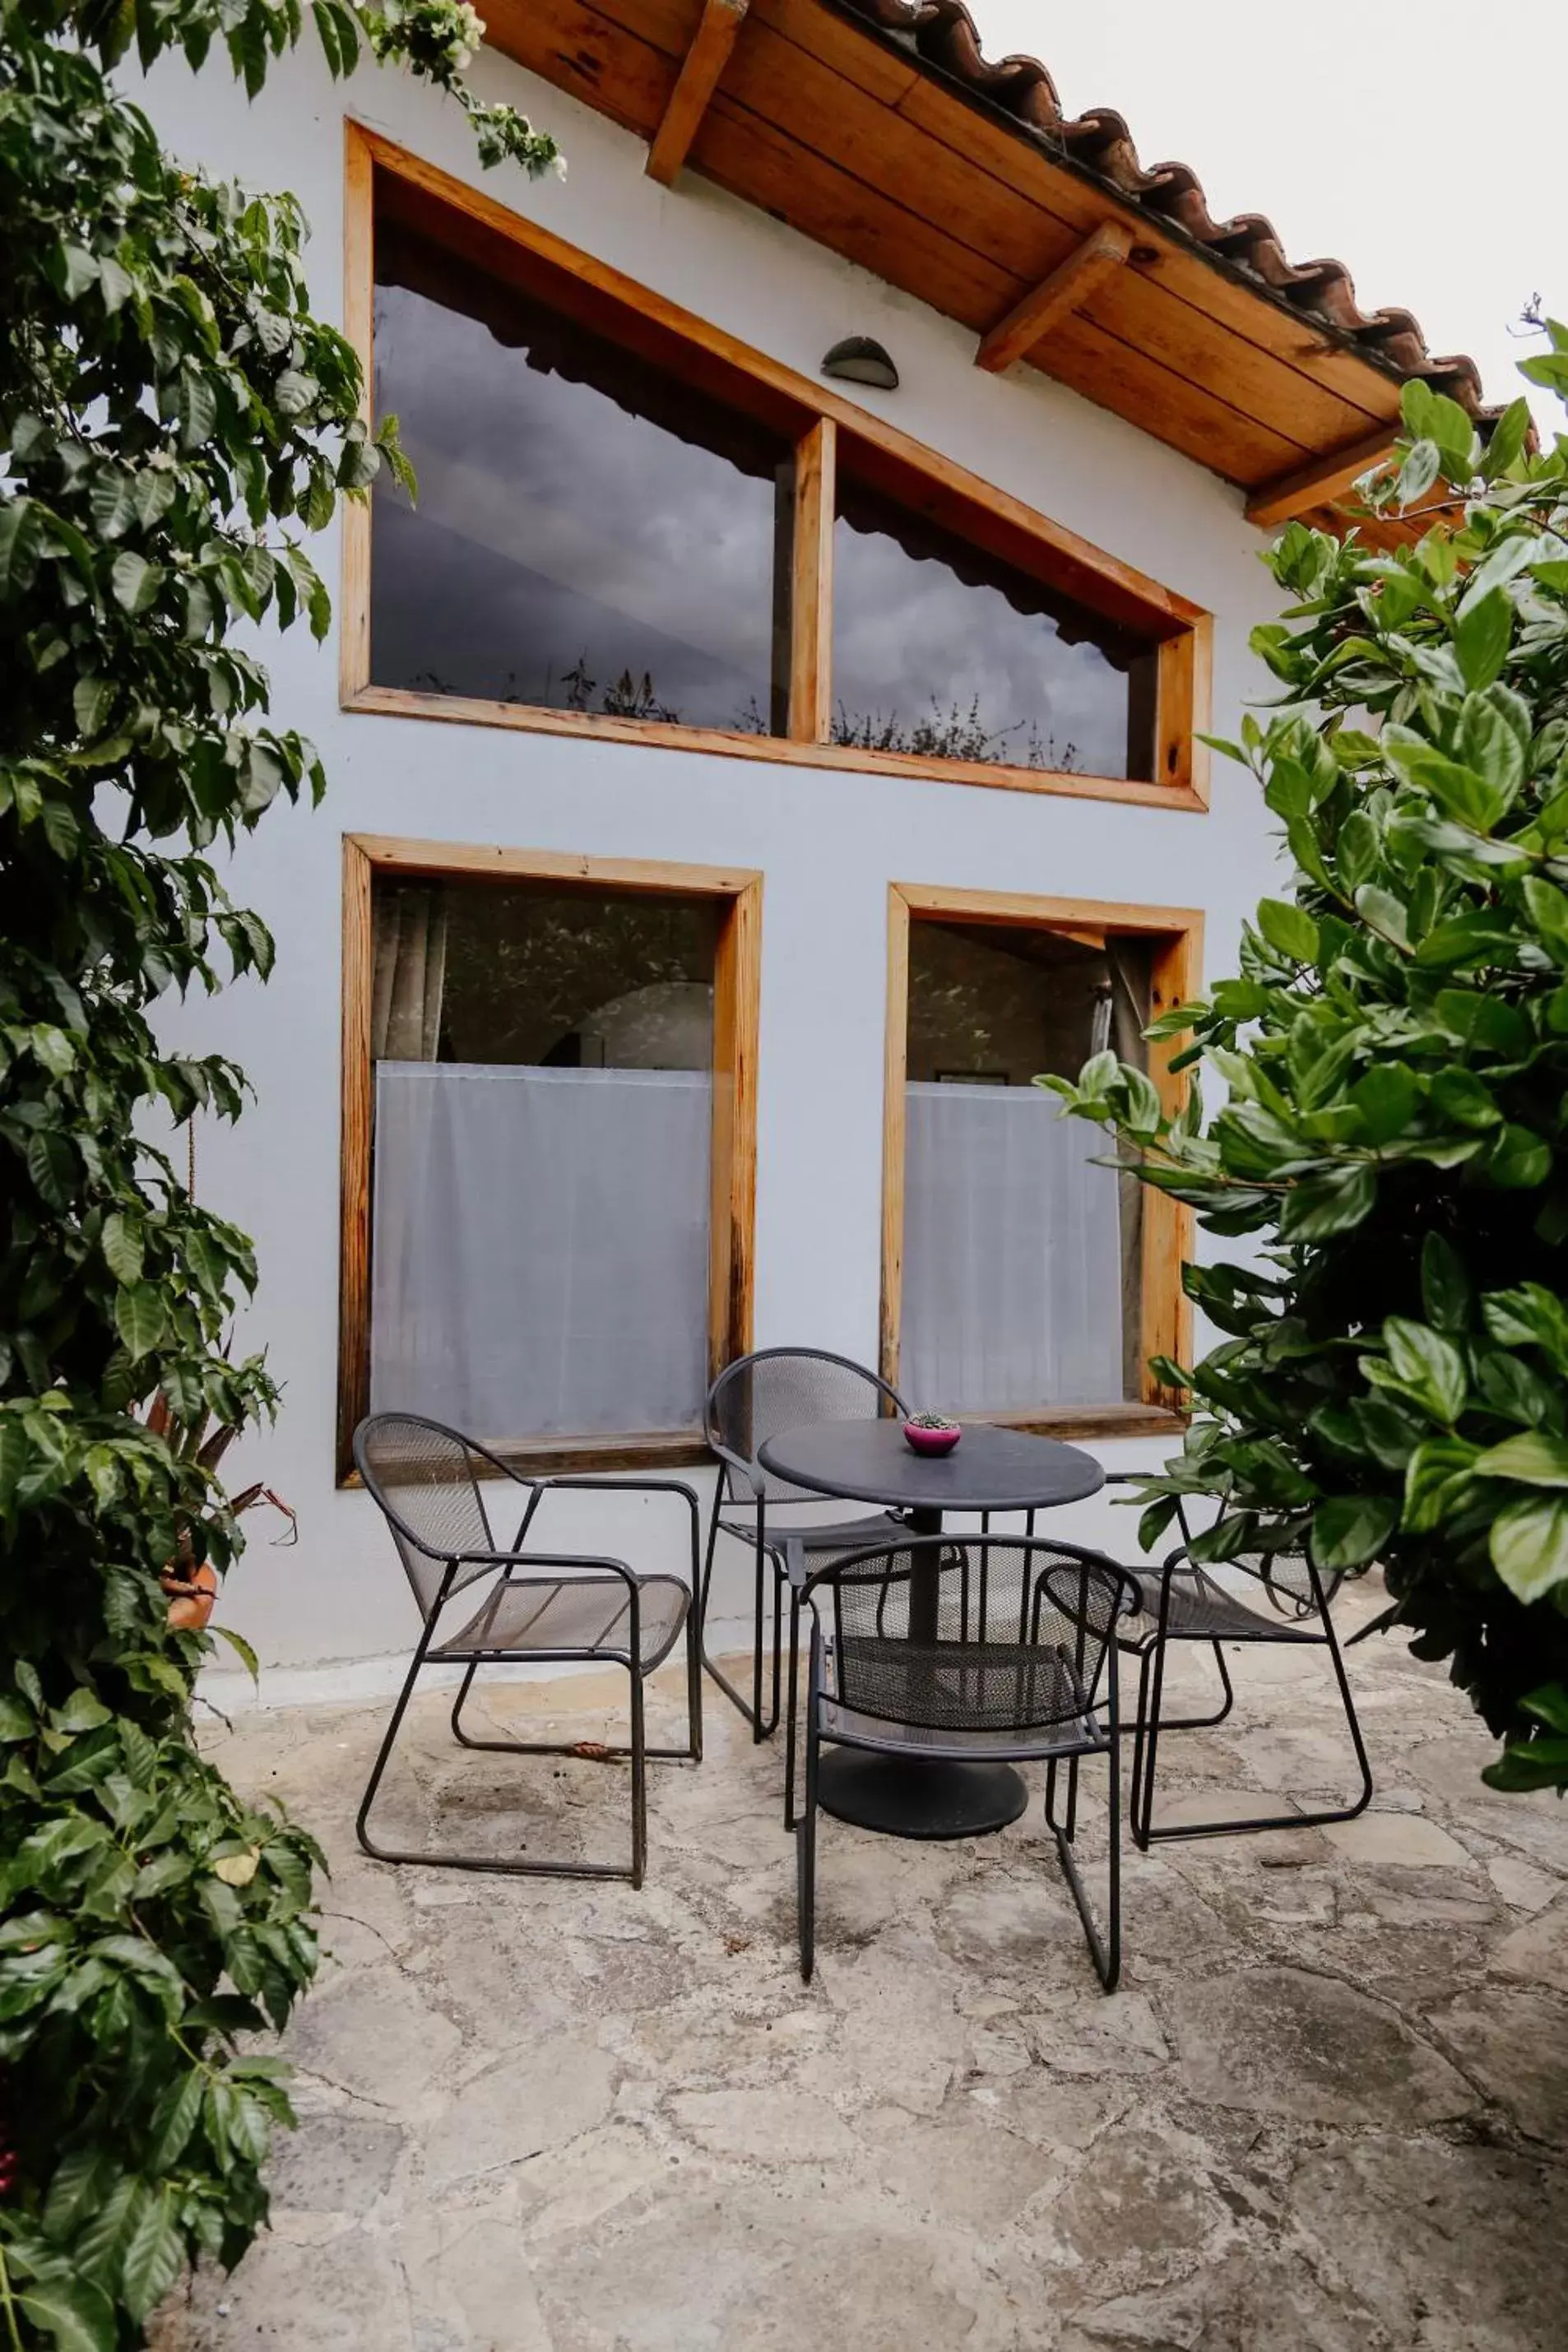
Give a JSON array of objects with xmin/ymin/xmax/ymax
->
[{"xmin": 836, "ymin": 0, "xmax": 1487, "ymax": 414}]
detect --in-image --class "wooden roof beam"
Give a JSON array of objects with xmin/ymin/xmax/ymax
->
[
  {"xmin": 1245, "ymin": 425, "xmax": 1400, "ymax": 529},
  {"xmin": 976, "ymin": 222, "xmax": 1135, "ymax": 377},
  {"xmin": 647, "ymin": 0, "xmax": 750, "ymax": 187}
]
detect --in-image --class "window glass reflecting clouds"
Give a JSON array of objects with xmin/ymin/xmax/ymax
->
[
  {"xmin": 370, "ymin": 244, "xmax": 786, "ymax": 732},
  {"xmin": 833, "ymin": 482, "xmax": 1155, "ymax": 778}
]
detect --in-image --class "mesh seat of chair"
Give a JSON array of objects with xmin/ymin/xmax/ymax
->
[
  {"xmin": 824, "ymin": 1542, "xmax": 1117, "ymax": 1745},
  {"xmin": 1123, "ymin": 1554, "xmax": 1326, "ymax": 1645},
  {"xmin": 434, "ymin": 1575, "xmax": 690, "ymax": 1671},
  {"xmin": 720, "ymin": 1508, "xmax": 908, "ymax": 1552}
]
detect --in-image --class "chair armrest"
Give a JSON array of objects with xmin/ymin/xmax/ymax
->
[
  {"xmin": 450, "ymin": 1547, "xmax": 641, "ymax": 1596},
  {"xmin": 524, "ymin": 1478, "xmax": 703, "ymax": 1590}
]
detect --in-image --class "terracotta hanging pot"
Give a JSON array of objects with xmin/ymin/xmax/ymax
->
[{"xmin": 161, "ymin": 1534, "xmax": 219, "ymax": 1631}]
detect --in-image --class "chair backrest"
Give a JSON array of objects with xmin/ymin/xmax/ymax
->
[
  {"xmin": 1229, "ymin": 1541, "xmax": 1343, "ymax": 1618},
  {"xmin": 814, "ymin": 1537, "xmax": 1134, "ymax": 1737},
  {"xmin": 705, "ymin": 1348, "xmax": 908, "ymax": 1504},
  {"xmin": 354, "ymin": 1413, "xmax": 506, "ymax": 1618}
]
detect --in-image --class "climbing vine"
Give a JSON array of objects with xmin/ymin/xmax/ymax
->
[{"xmin": 0, "ymin": 2, "xmax": 555, "ymax": 2340}]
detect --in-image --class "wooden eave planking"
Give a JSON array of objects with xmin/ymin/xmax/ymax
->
[
  {"xmin": 482, "ymin": 0, "xmax": 1406, "ymax": 498},
  {"xmin": 646, "ymin": 0, "xmax": 749, "ymax": 183},
  {"xmin": 976, "ymin": 221, "xmax": 1134, "ymax": 375}
]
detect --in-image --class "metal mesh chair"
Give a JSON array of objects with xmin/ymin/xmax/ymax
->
[
  {"xmin": 701, "ymin": 1350, "xmax": 910, "ymax": 1790},
  {"xmin": 1105, "ymin": 1475, "xmax": 1372, "ymax": 1847},
  {"xmin": 354, "ymin": 1413, "xmax": 702, "ymax": 1886},
  {"xmin": 796, "ymin": 1537, "xmax": 1139, "ymax": 1991}
]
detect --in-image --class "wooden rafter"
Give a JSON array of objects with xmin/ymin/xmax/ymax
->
[
  {"xmin": 646, "ymin": 0, "xmax": 750, "ymax": 187},
  {"xmin": 1245, "ymin": 425, "xmax": 1399, "ymax": 529},
  {"xmin": 976, "ymin": 221, "xmax": 1135, "ymax": 376}
]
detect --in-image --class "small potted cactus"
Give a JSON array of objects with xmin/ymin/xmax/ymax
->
[{"xmin": 902, "ymin": 1410, "xmax": 962, "ymax": 1458}]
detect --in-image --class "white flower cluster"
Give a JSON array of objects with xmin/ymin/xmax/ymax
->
[{"xmin": 444, "ymin": 1, "xmax": 484, "ymax": 67}]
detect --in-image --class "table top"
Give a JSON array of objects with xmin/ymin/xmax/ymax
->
[{"xmin": 757, "ymin": 1418, "xmax": 1104, "ymax": 1515}]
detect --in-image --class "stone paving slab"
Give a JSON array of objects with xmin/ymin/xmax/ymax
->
[{"xmin": 154, "ymin": 1599, "xmax": 1568, "ymax": 2350}]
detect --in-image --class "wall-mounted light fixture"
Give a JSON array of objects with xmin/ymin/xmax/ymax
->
[{"xmin": 820, "ymin": 335, "xmax": 899, "ymax": 391}]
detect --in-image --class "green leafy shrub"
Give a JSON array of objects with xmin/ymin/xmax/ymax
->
[
  {"xmin": 1046, "ymin": 341, "xmax": 1568, "ymax": 1799},
  {"xmin": 0, "ymin": 2, "xmax": 555, "ymax": 2342}
]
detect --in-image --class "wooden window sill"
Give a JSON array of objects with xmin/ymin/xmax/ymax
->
[
  {"xmin": 963, "ymin": 1404, "xmax": 1189, "ymax": 1445},
  {"xmin": 343, "ymin": 684, "xmax": 1208, "ymax": 814},
  {"xmin": 339, "ymin": 1428, "xmax": 712, "ymax": 1488}
]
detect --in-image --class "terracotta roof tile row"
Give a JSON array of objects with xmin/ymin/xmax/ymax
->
[{"xmin": 837, "ymin": 0, "xmax": 1487, "ymax": 413}]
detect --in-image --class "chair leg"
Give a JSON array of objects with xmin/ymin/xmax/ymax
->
[
  {"xmin": 1047, "ymin": 1741, "xmax": 1120, "ymax": 1994},
  {"xmin": 1136, "ymin": 1619, "xmax": 1375, "ymax": 1844},
  {"xmin": 360, "ymin": 1635, "xmax": 647, "ymax": 1881},
  {"xmin": 1152, "ymin": 1640, "xmax": 1235, "ymax": 1734},
  {"xmin": 796, "ymin": 1686, "xmax": 820, "ymax": 1983},
  {"xmin": 448, "ymin": 1657, "xmax": 482, "ymax": 1745},
  {"xmin": 783, "ymin": 1584, "xmax": 803, "ymax": 1832},
  {"xmin": 684, "ymin": 1583, "xmax": 704, "ymax": 1765},
  {"xmin": 1045, "ymin": 1646, "xmax": 1121, "ymax": 1992},
  {"xmin": 629, "ymin": 1663, "xmax": 647, "ymax": 1891},
  {"xmin": 357, "ymin": 1626, "xmax": 434, "ymax": 1863},
  {"xmin": 699, "ymin": 1510, "xmax": 783, "ymax": 1742}
]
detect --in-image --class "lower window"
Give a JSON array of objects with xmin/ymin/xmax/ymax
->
[
  {"xmin": 338, "ymin": 842, "xmax": 760, "ymax": 1474},
  {"xmin": 883, "ymin": 886, "xmax": 1200, "ymax": 1433}
]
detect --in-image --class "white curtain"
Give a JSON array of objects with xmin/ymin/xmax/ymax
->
[
  {"xmin": 901, "ymin": 1083, "xmax": 1123, "ymax": 1415},
  {"xmin": 369, "ymin": 1064, "xmax": 712, "ymax": 1440}
]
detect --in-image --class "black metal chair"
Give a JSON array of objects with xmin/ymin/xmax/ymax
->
[
  {"xmin": 1104, "ymin": 1475, "xmax": 1372, "ymax": 1846},
  {"xmin": 354, "ymin": 1413, "xmax": 702, "ymax": 1886},
  {"xmin": 699, "ymin": 1349, "xmax": 911, "ymax": 1797},
  {"xmin": 796, "ymin": 1536, "xmax": 1138, "ymax": 1992}
]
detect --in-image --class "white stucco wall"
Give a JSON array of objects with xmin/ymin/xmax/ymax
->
[{"xmin": 136, "ymin": 38, "xmax": 1287, "ymax": 1683}]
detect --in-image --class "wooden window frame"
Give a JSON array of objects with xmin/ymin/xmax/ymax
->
[
  {"xmin": 879, "ymin": 881, "xmax": 1204, "ymax": 1443},
  {"xmin": 337, "ymin": 834, "xmax": 762, "ymax": 1482},
  {"xmin": 341, "ymin": 122, "xmax": 1212, "ymax": 813}
]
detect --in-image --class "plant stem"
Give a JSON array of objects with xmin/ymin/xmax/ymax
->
[{"xmin": 0, "ymin": 2247, "xmax": 26, "ymax": 2352}]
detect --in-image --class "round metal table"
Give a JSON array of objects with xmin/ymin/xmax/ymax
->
[{"xmin": 757, "ymin": 1420, "xmax": 1105, "ymax": 1840}]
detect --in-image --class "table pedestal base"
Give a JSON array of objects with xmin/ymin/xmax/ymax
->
[{"xmin": 817, "ymin": 1750, "xmax": 1028, "ymax": 1840}]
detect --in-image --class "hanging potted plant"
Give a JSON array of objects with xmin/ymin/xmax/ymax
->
[{"xmin": 137, "ymin": 1382, "xmax": 296, "ymax": 1633}]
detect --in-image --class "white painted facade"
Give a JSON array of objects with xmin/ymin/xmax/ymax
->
[{"xmin": 138, "ymin": 39, "xmax": 1286, "ymax": 1685}]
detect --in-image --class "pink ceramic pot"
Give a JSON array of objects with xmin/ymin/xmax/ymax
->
[{"xmin": 903, "ymin": 1419, "xmax": 961, "ymax": 1458}]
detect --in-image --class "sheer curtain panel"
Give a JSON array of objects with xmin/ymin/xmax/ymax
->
[
  {"xmin": 370, "ymin": 1064, "xmax": 712, "ymax": 1440},
  {"xmin": 901, "ymin": 1084, "xmax": 1123, "ymax": 1414}
]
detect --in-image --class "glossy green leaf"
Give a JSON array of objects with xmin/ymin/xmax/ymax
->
[
  {"xmin": 1454, "ymin": 588, "xmax": 1512, "ymax": 692},
  {"xmin": 1402, "ymin": 1437, "xmax": 1480, "ymax": 1533},
  {"xmin": 16, "ymin": 2277, "xmax": 117, "ymax": 2352},
  {"xmin": 1279, "ymin": 1164, "xmax": 1377, "ymax": 1240},
  {"xmin": 1491, "ymin": 1496, "xmax": 1568, "ymax": 1603},
  {"xmin": 1257, "ymin": 898, "xmax": 1319, "ymax": 964},
  {"xmin": 1352, "ymin": 1063, "xmax": 1419, "ymax": 1145},
  {"xmin": 120, "ymin": 2197, "xmax": 184, "ymax": 2322},
  {"xmin": 1421, "ymin": 1232, "xmax": 1472, "ymax": 1332},
  {"xmin": 1383, "ymin": 1318, "xmax": 1468, "ymax": 1425},
  {"xmin": 1311, "ymin": 1493, "xmax": 1397, "ymax": 1571},
  {"xmin": 1473, "ymin": 1432, "xmax": 1568, "ymax": 1487},
  {"xmin": 1484, "ymin": 1124, "xmax": 1551, "ymax": 1190},
  {"xmin": 113, "ymin": 1281, "xmax": 166, "ymax": 1361}
]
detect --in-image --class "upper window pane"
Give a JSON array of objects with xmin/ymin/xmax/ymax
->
[
  {"xmin": 371, "ymin": 220, "xmax": 790, "ymax": 734},
  {"xmin": 833, "ymin": 476, "xmax": 1158, "ymax": 780}
]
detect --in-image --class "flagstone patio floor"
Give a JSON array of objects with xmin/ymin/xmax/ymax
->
[{"xmin": 155, "ymin": 1584, "xmax": 1568, "ymax": 2350}]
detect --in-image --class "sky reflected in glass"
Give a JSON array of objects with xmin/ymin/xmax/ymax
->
[{"xmin": 371, "ymin": 274, "xmax": 784, "ymax": 733}]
